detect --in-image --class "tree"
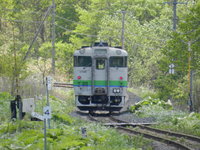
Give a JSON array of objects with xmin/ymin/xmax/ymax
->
[{"xmin": 156, "ymin": 1, "xmax": 200, "ymax": 101}]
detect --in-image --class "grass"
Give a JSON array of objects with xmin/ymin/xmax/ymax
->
[
  {"xmin": 130, "ymin": 98, "xmax": 200, "ymax": 137},
  {"xmin": 128, "ymin": 86, "xmax": 200, "ymax": 137},
  {"xmin": 0, "ymin": 91, "xmax": 150, "ymax": 150}
]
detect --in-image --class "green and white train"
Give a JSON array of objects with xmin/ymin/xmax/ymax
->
[{"xmin": 73, "ymin": 42, "xmax": 128, "ymax": 112}]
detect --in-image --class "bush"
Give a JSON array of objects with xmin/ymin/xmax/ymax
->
[
  {"xmin": 129, "ymin": 96, "xmax": 173, "ymax": 113},
  {"xmin": 0, "ymin": 92, "xmax": 13, "ymax": 122}
]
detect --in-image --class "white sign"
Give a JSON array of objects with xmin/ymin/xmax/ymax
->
[
  {"xmin": 169, "ymin": 64, "xmax": 175, "ymax": 69},
  {"xmin": 169, "ymin": 69, "xmax": 175, "ymax": 74},
  {"xmin": 169, "ymin": 63, "xmax": 175, "ymax": 74},
  {"xmin": 46, "ymin": 76, "xmax": 52, "ymax": 90},
  {"xmin": 43, "ymin": 106, "xmax": 51, "ymax": 119},
  {"xmin": 31, "ymin": 112, "xmax": 44, "ymax": 121}
]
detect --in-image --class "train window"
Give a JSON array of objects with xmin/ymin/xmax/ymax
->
[
  {"xmin": 96, "ymin": 59, "xmax": 105, "ymax": 69},
  {"xmin": 74, "ymin": 56, "xmax": 92, "ymax": 67},
  {"xmin": 109, "ymin": 56, "xmax": 127, "ymax": 67}
]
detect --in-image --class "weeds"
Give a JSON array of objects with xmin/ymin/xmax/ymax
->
[{"xmin": 0, "ymin": 91, "xmax": 148, "ymax": 149}]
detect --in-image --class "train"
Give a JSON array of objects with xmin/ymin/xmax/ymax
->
[{"xmin": 73, "ymin": 42, "xmax": 128, "ymax": 113}]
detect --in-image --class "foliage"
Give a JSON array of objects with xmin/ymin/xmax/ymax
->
[
  {"xmin": 52, "ymin": 113, "xmax": 73, "ymax": 125},
  {"xmin": 130, "ymin": 100, "xmax": 200, "ymax": 136},
  {"xmin": 0, "ymin": 94, "xmax": 149, "ymax": 150},
  {"xmin": 153, "ymin": 112, "xmax": 200, "ymax": 137},
  {"xmin": 129, "ymin": 96, "xmax": 173, "ymax": 113},
  {"xmin": 129, "ymin": 91, "xmax": 200, "ymax": 136},
  {"xmin": 0, "ymin": 92, "xmax": 13, "ymax": 122},
  {"xmin": 128, "ymin": 87, "xmax": 159, "ymax": 99},
  {"xmin": 1, "ymin": 0, "xmax": 200, "ymax": 148},
  {"xmin": 155, "ymin": 1, "xmax": 200, "ymax": 102}
]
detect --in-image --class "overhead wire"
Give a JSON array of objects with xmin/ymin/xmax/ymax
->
[
  {"xmin": 0, "ymin": 17, "xmax": 49, "ymax": 24},
  {"xmin": 55, "ymin": 24, "xmax": 97, "ymax": 37},
  {"xmin": 0, "ymin": 16, "xmax": 171, "ymax": 50},
  {"xmin": 2, "ymin": 7, "xmax": 45, "ymax": 15},
  {"xmin": 56, "ymin": 22, "xmax": 164, "ymax": 51},
  {"xmin": 55, "ymin": 24, "xmax": 121, "ymax": 40},
  {"xmin": 55, "ymin": 14, "xmax": 121, "ymax": 31},
  {"xmin": 1, "ymin": 3, "xmax": 182, "ymax": 53},
  {"xmin": 55, "ymin": 15, "xmax": 101, "ymax": 30},
  {"xmin": 55, "ymin": 14, "xmax": 170, "ymax": 42}
]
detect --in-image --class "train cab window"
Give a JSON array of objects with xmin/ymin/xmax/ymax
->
[
  {"xmin": 110, "ymin": 56, "xmax": 127, "ymax": 67},
  {"xmin": 96, "ymin": 59, "xmax": 105, "ymax": 70},
  {"xmin": 74, "ymin": 56, "xmax": 92, "ymax": 67}
]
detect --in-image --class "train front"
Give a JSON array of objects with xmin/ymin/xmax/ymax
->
[{"xmin": 73, "ymin": 44, "xmax": 128, "ymax": 112}]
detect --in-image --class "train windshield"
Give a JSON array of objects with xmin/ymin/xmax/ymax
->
[
  {"xmin": 96, "ymin": 59, "xmax": 105, "ymax": 70},
  {"xmin": 74, "ymin": 56, "xmax": 92, "ymax": 67},
  {"xmin": 109, "ymin": 56, "xmax": 127, "ymax": 67}
]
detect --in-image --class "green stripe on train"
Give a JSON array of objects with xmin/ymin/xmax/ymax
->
[{"xmin": 73, "ymin": 80, "xmax": 127, "ymax": 86}]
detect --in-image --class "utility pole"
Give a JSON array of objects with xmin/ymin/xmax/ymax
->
[
  {"xmin": 173, "ymin": 0, "xmax": 177, "ymax": 30},
  {"xmin": 164, "ymin": 0, "xmax": 187, "ymax": 31},
  {"xmin": 187, "ymin": 41, "xmax": 193, "ymax": 112},
  {"xmin": 181, "ymin": 36, "xmax": 200, "ymax": 112},
  {"xmin": 52, "ymin": 0, "xmax": 56, "ymax": 74},
  {"xmin": 121, "ymin": 11, "xmax": 126, "ymax": 49}
]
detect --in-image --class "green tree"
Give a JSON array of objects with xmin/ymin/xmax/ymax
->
[{"xmin": 156, "ymin": 1, "xmax": 200, "ymax": 101}]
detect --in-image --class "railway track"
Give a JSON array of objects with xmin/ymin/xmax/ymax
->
[{"xmin": 87, "ymin": 114, "xmax": 200, "ymax": 150}]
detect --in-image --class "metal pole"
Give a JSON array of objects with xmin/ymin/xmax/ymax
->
[
  {"xmin": 46, "ymin": 77, "xmax": 50, "ymax": 128},
  {"xmin": 44, "ymin": 119, "xmax": 47, "ymax": 150},
  {"xmin": 121, "ymin": 11, "xmax": 126, "ymax": 49},
  {"xmin": 164, "ymin": 0, "xmax": 187, "ymax": 31},
  {"xmin": 51, "ymin": 0, "xmax": 56, "ymax": 74},
  {"xmin": 190, "ymin": 70, "xmax": 193, "ymax": 111},
  {"xmin": 188, "ymin": 41, "xmax": 193, "ymax": 112},
  {"xmin": 173, "ymin": 0, "xmax": 177, "ymax": 31}
]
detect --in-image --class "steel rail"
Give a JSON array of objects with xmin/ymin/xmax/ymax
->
[
  {"xmin": 88, "ymin": 115, "xmax": 192, "ymax": 150},
  {"xmin": 138, "ymin": 125, "xmax": 200, "ymax": 143},
  {"xmin": 117, "ymin": 127, "xmax": 192, "ymax": 150},
  {"xmin": 110, "ymin": 116, "xmax": 200, "ymax": 143},
  {"xmin": 109, "ymin": 116, "xmax": 199, "ymax": 149}
]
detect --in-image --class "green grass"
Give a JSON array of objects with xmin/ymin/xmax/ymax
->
[
  {"xmin": 129, "ymin": 96, "xmax": 200, "ymax": 137},
  {"xmin": 0, "ymin": 91, "xmax": 150, "ymax": 150}
]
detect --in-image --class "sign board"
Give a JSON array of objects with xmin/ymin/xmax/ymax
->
[
  {"xmin": 46, "ymin": 76, "xmax": 52, "ymax": 90},
  {"xmin": 169, "ymin": 69, "xmax": 175, "ymax": 74},
  {"xmin": 43, "ymin": 106, "xmax": 51, "ymax": 119},
  {"xmin": 31, "ymin": 112, "xmax": 44, "ymax": 121},
  {"xmin": 169, "ymin": 63, "xmax": 175, "ymax": 74},
  {"xmin": 169, "ymin": 63, "xmax": 175, "ymax": 68}
]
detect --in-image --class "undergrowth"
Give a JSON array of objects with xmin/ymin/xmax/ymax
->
[
  {"xmin": 129, "ymin": 95, "xmax": 200, "ymax": 137},
  {"xmin": 0, "ymin": 91, "xmax": 149, "ymax": 149}
]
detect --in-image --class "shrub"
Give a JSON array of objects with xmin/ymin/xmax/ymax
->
[{"xmin": 129, "ymin": 97, "xmax": 173, "ymax": 113}]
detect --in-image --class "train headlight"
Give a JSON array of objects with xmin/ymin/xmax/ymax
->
[
  {"xmin": 113, "ymin": 88, "xmax": 120, "ymax": 93},
  {"xmin": 79, "ymin": 49, "xmax": 85, "ymax": 54}
]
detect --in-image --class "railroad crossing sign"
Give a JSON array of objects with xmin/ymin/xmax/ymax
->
[{"xmin": 169, "ymin": 63, "xmax": 175, "ymax": 74}]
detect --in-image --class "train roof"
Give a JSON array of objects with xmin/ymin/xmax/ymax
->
[{"xmin": 74, "ymin": 46, "xmax": 128, "ymax": 57}]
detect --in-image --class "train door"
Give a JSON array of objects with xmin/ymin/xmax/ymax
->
[{"xmin": 93, "ymin": 58, "xmax": 108, "ymax": 97}]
